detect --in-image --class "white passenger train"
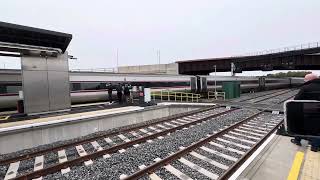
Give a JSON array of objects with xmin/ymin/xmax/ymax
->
[{"xmin": 0, "ymin": 69, "xmax": 297, "ymax": 110}]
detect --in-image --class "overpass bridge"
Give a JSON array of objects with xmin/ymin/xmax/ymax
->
[{"xmin": 177, "ymin": 42, "xmax": 320, "ymax": 75}]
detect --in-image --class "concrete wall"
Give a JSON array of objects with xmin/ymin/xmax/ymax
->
[
  {"xmin": 0, "ymin": 105, "xmax": 201, "ymax": 154},
  {"xmin": 118, "ymin": 63, "xmax": 178, "ymax": 75}
]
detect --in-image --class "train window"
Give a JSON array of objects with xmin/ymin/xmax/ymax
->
[
  {"xmin": 80, "ymin": 83, "xmax": 102, "ymax": 90},
  {"xmin": 6, "ymin": 86, "xmax": 21, "ymax": 93},
  {"xmin": 100, "ymin": 83, "xmax": 107, "ymax": 89},
  {"xmin": 71, "ymin": 83, "xmax": 81, "ymax": 91},
  {"xmin": 0, "ymin": 85, "xmax": 6, "ymax": 94}
]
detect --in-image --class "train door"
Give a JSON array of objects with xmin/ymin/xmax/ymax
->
[
  {"xmin": 196, "ymin": 76, "xmax": 201, "ymax": 93},
  {"xmin": 200, "ymin": 77, "xmax": 207, "ymax": 93},
  {"xmin": 190, "ymin": 76, "xmax": 197, "ymax": 93},
  {"xmin": 258, "ymin": 77, "xmax": 266, "ymax": 90}
]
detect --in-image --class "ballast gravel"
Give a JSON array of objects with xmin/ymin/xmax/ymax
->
[{"xmin": 43, "ymin": 108, "xmax": 260, "ymax": 179}]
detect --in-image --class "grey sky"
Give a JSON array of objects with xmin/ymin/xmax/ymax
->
[{"xmin": 0, "ymin": 0, "xmax": 319, "ymax": 74}]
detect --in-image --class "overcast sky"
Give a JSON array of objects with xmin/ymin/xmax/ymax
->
[{"xmin": 0, "ymin": 0, "xmax": 319, "ymax": 75}]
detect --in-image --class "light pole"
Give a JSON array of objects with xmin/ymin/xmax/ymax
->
[
  {"xmin": 157, "ymin": 50, "xmax": 161, "ymax": 72},
  {"xmin": 116, "ymin": 48, "xmax": 119, "ymax": 72},
  {"xmin": 214, "ymin": 65, "xmax": 217, "ymax": 99}
]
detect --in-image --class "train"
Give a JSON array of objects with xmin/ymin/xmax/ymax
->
[{"xmin": 0, "ymin": 69, "xmax": 301, "ymax": 110}]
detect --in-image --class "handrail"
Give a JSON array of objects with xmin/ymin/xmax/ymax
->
[
  {"xmin": 232, "ymin": 41, "xmax": 320, "ymax": 58},
  {"xmin": 151, "ymin": 90, "xmax": 201, "ymax": 102},
  {"xmin": 208, "ymin": 91, "xmax": 225, "ymax": 100}
]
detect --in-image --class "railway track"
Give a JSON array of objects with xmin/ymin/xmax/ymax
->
[
  {"xmin": 1, "ymin": 106, "xmax": 234, "ymax": 180},
  {"xmin": 0, "ymin": 106, "xmax": 222, "ymax": 165},
  {"xmin": 122, "ymin": 112, "xmax": 283, "ymax": 180},
  {"xmin": 0, "ymin": 89, "xmax": 297, "ymax": 180},
  {"xmin": 232, "ymin": 89, "xmax": 291, "ymax": 103},
  {"xmin": 241, "ymin": 89, "xmax": 295, "ymax": 104}
]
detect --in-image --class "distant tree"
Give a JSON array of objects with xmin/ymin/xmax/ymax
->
[{"xmin": 266, "ymin": 71, "xmax": 312, "ymax": 78}]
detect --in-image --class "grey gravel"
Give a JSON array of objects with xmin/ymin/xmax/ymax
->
[
  {"xmin": 42, "ymin": 108, "xmax": 258, "ymax": 179},
  {"xmin": 1, "ymin": 107, "xmax": 283, "ymax": 180}
]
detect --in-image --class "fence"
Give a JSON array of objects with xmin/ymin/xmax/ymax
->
[
  {"xmin": 207, "ymin": 91, "xmax": 225, "ymax": 100},
  {"xmin": 151, "ymin": 90, "xmax": 201, "ymax": 102}
]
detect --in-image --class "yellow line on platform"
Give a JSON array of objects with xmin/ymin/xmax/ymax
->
[{"xmin": 287, "ymin": 151, "xmax": 305, "ymax": 180}]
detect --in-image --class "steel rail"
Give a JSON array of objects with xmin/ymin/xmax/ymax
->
[
  {"xmin": 253, "ymin": 89, "xmax": 295, "ymax": 103},
  {"xmin": 0, "ymin": 106, "xmax": 218, "ymax": 165},
  {"xmin": 238, "ymin": 89, "xmax": 291, "ymax": 102},
  {"xmin": 13, "ymin": 108, "xmax": 236, "ymax": 180},
  {"xmin": 122, "ymin": 111, "xmax": 263, "ymax": 180}
]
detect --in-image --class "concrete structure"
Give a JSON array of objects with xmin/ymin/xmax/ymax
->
[
  {"xmin": 118, "ymin": 63, "xmax": 178, "ymax": 74},
  {"xmin": 0, "ymin": 104, "xmax": 211, "ymax": 154},
  {"xmin": 0, "ymin": 21, "xmax": 72, "ymax": 115}
]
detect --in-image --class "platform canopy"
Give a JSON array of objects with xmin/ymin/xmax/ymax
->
[{"xmin": 0, "ymin": 21, "xmax": 72, "ymax": 54}]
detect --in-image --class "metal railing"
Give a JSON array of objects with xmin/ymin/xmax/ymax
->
[
  {"xmin": 151, "ymin": 90, "xmax": 201, "ymax": 102},
  {"xmin": 70, "ymin": 68, "xmax": 117, "ymax": 73},
  {"xmin": 232, "ymin": 41, "xmax": 320, "ymax": 57},
  {"xmin": 208, "ymin": 91, "xmax": 225, "ymax": 100}
]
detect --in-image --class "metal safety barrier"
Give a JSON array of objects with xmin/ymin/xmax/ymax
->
[
  {"xmin": 208, "ymin": 91, "xmax": 225, "ymax": 100},
  {"xmin": 151, "ymin": 90, "xmax": 201, "ymax": 102}
]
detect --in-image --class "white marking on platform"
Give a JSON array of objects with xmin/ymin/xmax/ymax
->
[
  {"xmin": 265, "ymin": 122, "xmax": 277, "ymax": 126},
  {"xmin": 4, "ymin": 161, "xmax": 20, "ymax": 180},
  {"xmin": 234, "ymin": 128, "xmax": 264, "ymax": 137},
  {"xmin": 209, "ymin": 141, "xmax": 245, "ymax": 155},
  {"xmin": 229, "ymin": 131, "xmax": 260, "ymax": 141},
  {"xmin": 223, "ymin": 134, "xmax": 255, "ymax": 144},
  {"xmin": 130, "ymin": 131, "xmax": 142, "ymax": 138},
  {"xmin": 119, "ymin": 149, "xmax": 126, "ymax": 153},
  {"xmin": 190, "ymin": 151, "xmax": 228, "ymax": 170},
  {"xmin": 118, "ymin": 134, "xmax": 131, "ymax": 142},
  {"xmin": 177, "ymin": 119, "xmax": 191, "ymax": 123},
  {"xmin": 242, "ymin": 124, "xmax": 271, "ymax": 131},
  {"xmin": 179, "ymin": 158, "xmax": 219, "ymax": 179},
  {"xmin": 216, "ymin": 138, "xmax": 250, "ymax": 149},
  {"xmin": 156, "ymin": 124, "xmax": 170, "ymax": 129},
  {"xmin": 103, "ymin": 154, "xmax": 111, "ymax": 159},
  {"xmin": 200, "ymin": 146, "xmax": 238, "ymax": 161},
  {"xmin": 171, "ymin": 120, "xmax": 185, "ymax": 125},
  {"xmin": 139, "ymin": 165, "xmax": 162, "ymax": 180},
  {"xmin": 149, "ymin": 126, "xmax": 162, "ymax": 132},
  {"xmin": 91, "ymin": 141, "xmax": 103, "ymax": 151},
  {"xmin": 34, "ymin": 155, "xmax": 44, "ymax": 171},
  {"xmin": 239, "ymin": 126, "xmax": 267, "ymax": 134},
  {"xmin": 58, "ymin": 150, "xmax": 70, "ymax": 174},
  {"xmin": 132, "ymin": 144, "xmax": 139, "ymax": 147},
  {"xmin": 183, "ymin": 117, "xmax": 196, "ymax": 121},
  {"xmin": 139, "ymin": 128, "xmax": 153, "ymax": 135},
  {"xmin": 164, "ymin": 122, "xmax": 177, "ymax": 127},
  {"xmin": 104, "ymin": 137, "xmax": 115, "ymax": 145},
  {"xmin": 75, "ymin": 145, "xmax": 93, "ymax": 166},
  {"xmin": 119, "ymin": 174, "xmax": 128, "ymax": 180}
]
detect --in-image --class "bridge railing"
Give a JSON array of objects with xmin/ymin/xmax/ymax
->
[
  {"xmin": 70, "ymin": 68, "xmax": 117, "ymax": 73},
  {"xmin": 233, "ymin": 41, "xmax": 320, "ymax": 57}
]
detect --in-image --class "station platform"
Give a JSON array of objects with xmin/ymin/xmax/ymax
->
[
  {"xmin": 0, "ymin": 106, "xmax": 144, "ymax": 130},
  {"xmin": 0, "ymin": 101, "xmax": 136, "ymax": 124},
  {"xmin": 235, "ymin": 134, "xmax": 320, "ymax": 180}
]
